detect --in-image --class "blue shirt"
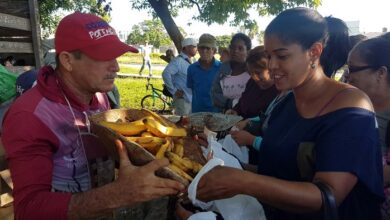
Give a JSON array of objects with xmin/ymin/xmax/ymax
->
[
  {"xmin": 187, "ymin": 59, "xmax": 221, "ymax": 113},
  {"xmin": 162, "ymin": 53, "xmax": 192, "ymax": 103},
  {"xmin": 258, "ymin": 93, "xmax": 383, "ymax": 220}
]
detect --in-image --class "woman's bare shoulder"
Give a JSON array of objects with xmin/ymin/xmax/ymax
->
[{"xmin": 329, "ymin": 83, "xmax": 374, "ymax": 112}]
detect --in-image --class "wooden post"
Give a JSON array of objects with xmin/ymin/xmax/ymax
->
[{"xmin": 28, "ymin": 0, "xmax": 42, "ymax": 68}]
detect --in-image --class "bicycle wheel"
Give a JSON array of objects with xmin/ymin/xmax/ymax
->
[{"xmin": 141, "ymin": 95, "xmax": 166, "ymax": 111}]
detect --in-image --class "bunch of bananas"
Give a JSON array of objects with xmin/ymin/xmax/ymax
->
[{"xmin": 99, "ymin": 109, "xmax": 203, "ymax": 181}]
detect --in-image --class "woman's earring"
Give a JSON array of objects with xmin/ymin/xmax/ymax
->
[{"xmin": 310, "ymin": 63, "xmax": 316, "ymax": 69}]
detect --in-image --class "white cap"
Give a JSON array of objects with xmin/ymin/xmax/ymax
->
[{"xmin": 182, "ymin": 38, "xmax": 198, "ymax": 48}]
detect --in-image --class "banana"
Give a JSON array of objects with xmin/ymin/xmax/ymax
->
[
  {"xmin": 141, "ymin": 132, "xmax": 153, "ymax": 137},
  {"xmin": 165, "ymin": 151, "xmax": 193, "ymax": 172},
  {"xmin": 140, "ymin": 143, "xmax": 162, "ymax": 154},
  {"xmin": 143, "ymin": 117, "xmax": 187, "ymax": 137},
  {"xmin": 100, "ymin": 120, "xmax": 146, "ymax": 136},
  {"xmin": 183, "ymin": 157, "xmax": 203, "ymax": 173},
  {"xmin": 168, "ymin": 164, "xmax": 193, "ymax": 181},
  {"xmin": 142, "ymin": 108, "xmax": 177, "ymax": 128},
  {"xmin": 126, "ymin": 136, "xmax": 165, "ymax": 144},
  {"xmin": 173, "ymin": 143, "xmax": 184, "ymax": 158},
  {"xmin": 156, "ymin": 138, "xmax": 172, "ymax": 159}
]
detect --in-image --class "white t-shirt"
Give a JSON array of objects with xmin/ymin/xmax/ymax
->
[{"xmin": 220, "ymin": 72, "xmax": 251, "ymax": 106}]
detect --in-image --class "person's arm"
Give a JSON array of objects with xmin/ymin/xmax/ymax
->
[
  {"xmin": 3, "ymin": 113, "xmax": 183, "ymax": 220},
  {"xmin": 197, "ymin": 166, "xmax": 356, "ymax": 213},
  {"xmin": 162, "ymin": 61, "xmax": 179, "ymax": 95},
  {"xmin": 68, "ymin": 140, "xmax": 183, "ymax": 219}
]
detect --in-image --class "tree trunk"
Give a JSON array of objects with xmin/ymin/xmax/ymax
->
[{"xmin": 148, "ymin": 0, "xmax": 183, "ymax": 52}]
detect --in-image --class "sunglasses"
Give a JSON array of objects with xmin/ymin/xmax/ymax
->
[{"xmin": 348, "ymin": 65, "xmax": 380, "ymax": 74}]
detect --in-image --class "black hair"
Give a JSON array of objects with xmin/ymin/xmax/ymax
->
[
  {"xmin": 354, "ymin": 37, "xmax": 390, "ymax": 85},
  {"xmin": 2, "ymin": 55, "xmax": 15, "ymax": 66},
  {"xmin": 265, "ymin": 7, "xmax": 328, "ymax": 50},
  {"xmin": 349, "ymin": 34, "xmax": 367, "ymax": 50},
  {"xmin": 246, "ymin": 46, "xmax": 267, "ymax": 65},
  {"xmin": 320, "ymin": 16, "xmax": 350, "ymax": 77},
  {"xmin": 230, "ymin": 33, "xmax": 252, "ymax": 50}
]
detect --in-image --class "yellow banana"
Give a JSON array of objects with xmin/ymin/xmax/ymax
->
[
  {"xmin": 183, "ymin": 157, "xmax": 203, "ymax": 173},
  {"xmin": 165, "ymin": 151, "xmax": 193, "ymax": 172},
  {"xmin": 142, "ymin": 108, "xmax": 177, "ymax": 128},
  {"xmin": 100, "ymin": 121, "xmax": 146, "ymax": 136},
  {"xmin": 173, "ymin": 143, "xmax": 184, "ymax": 158},
  {"xmin": 143, "ymin": 118, "xmax": 187, "ymax": 137},
  {"xmin": 125, "ymin": 136, "xmax": 165, "ymax": 144},
  {"xmin": 156, "ymin": 138, "xmax": 172, "ymax": 159},
  {"xmin": 141, "ymin": 132, "xmax": 153, "ymax": 137},
  {"xmin": 169, "ymin": 164, "xmax": 193, "ymax": 181}
]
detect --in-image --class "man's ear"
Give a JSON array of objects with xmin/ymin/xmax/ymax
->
[
  {"xmin": 58, "ymin": 52, "xmax": 74, "ymax": 72},
  {"xmin": 309, "ymin": 42, "xmax": 324, "ymax": 62}
]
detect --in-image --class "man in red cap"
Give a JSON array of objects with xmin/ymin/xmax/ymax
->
[{"xmin": 2, "ymin": 12, "xmax": 183, "ymax": 219}]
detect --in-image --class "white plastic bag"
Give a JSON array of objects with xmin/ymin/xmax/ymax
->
[
  {"xmin": 187, "ymin": 135, "xmax": 266, "ymax": 220},
  {"xmin": 219, "ymin": 134, "xmax": 249, "ymax": 163}
]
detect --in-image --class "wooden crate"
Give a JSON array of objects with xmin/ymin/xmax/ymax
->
[{"xmin": 89, "ymin": 109, "xmax": 206, "ymax": 186}]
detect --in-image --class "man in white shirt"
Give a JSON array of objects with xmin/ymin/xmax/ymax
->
[
  {"xmin": 139, "ymin": 41, "xmax": 152, "ymax": 76},
  {"xmin": 162, "ymin": 38, "xmax": 197, "ymax": 115}
]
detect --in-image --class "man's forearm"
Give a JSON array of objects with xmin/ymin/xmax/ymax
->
[{"xmin": 67, "ymin": 182, "xmax": 135, "ymax": 219}]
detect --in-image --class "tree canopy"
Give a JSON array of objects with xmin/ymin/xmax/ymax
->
[
  {"xmin": 215, "ymin": 35, "xmax": 232, "ymax": 49},
  {"xmin": 131, "ymin": 0, "xmax": 321, "ymax": 51},
  {"xmin": 38, "ymin": 0, "xmax": 111, "ymax": 37},
  {"xmin": 126, "ymin": 19, "xmax": 176, "ymax": 48}
]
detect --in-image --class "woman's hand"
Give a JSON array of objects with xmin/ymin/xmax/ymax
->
[
  {"xmin": 230, "ymin": 130, "xmax": 255, "ymax": 146},
  {"xmin": 235, "ymin": 119, "xmax": 250, "ymax": 130},
  {"xmin": 197, "ymin": 166, "xmax": 242, "ymax": 202},
  {"xmin": 225, "ymin": 109, "xmax": 237, "ymax": 115}
]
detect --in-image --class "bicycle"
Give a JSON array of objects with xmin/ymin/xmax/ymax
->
[{"xmin": 140, "ymin": 77, "xmax": 173, "ymax": 113}]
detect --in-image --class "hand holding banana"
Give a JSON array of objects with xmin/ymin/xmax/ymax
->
[{"xmin": 99, "ymin": 111, "xmax": 203, "ymax": 182}]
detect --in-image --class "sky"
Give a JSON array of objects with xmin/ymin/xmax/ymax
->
[{"xmin": 110, "ymin": 0, "xmax": 390, "ymax": 38}]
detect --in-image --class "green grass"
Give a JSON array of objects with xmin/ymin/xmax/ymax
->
[
  {"xmin": 118, "ymin": 53, "xmax": 167, "ymax": 65},
  {"xmin": 116, "ymin": 77, "xmax": 164, "ymax": 108},
  {"xmin": 119, "ymin": 65, "xmax": 163, "ymax": 76}
]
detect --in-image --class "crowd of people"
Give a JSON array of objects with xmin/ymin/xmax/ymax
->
[{"xmin": 0, "ymin": 6, "xmax": 390, "ymax": 220}]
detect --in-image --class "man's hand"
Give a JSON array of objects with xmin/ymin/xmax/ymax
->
[
  {"xmin": 114, "ymin": 140, "xmax": 185, "ymax": 206},
  {"xmin": 175, "ymin": 90, "xmax": 184, "ymax": 98},
  {"xmin": 68, "ymin": 140, "xmax": 184, "ymax": 219},
  {"xmin": 230, "ymin": 130, "xmax": 255, "ymax": 146}
]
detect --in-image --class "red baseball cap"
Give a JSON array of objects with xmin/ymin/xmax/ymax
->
[{"xmin": 55, "ymin": 12, "xmax": 138, "ymax": 61}]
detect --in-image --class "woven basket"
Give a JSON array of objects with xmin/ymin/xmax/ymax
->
[{"xmin": 89, "ymin": 109, "xmax": 206, "ymax": 186}]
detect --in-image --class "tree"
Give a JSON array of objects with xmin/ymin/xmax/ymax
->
[
  {"xmin": 215, "ymin": 35, "xmax": 232, "ymax": 48},
  {"xmin": 38, "ymin": 0, "xmax": 112, "ymax": 38},
  {"xmin": 126, "ymin": 19, "xmax": 173, "ymax": 48},
  {"xmin": 131, "ymin": 0, "xmax": 321, "ymax": 51}
]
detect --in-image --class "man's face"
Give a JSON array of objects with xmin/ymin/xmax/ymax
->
[
  {"xmin": 198, "ymin": 46, "xmax": 215, "ymax": 62},
  {"xmin": 184, "ymin": 45, "xmax": 197, "ymax": 57},
  {"xmin": 69, "ymin": 52, "xmax": 119, "ymax": 94}
]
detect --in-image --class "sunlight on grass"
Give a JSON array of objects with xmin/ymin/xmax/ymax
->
[
  {"xmin": 115, "ymin": 78, "xmax": 164, "ymax": 108},
  {"xmin": 119, "ymin": 65, "xmax": 163, "ymax": 76}
]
